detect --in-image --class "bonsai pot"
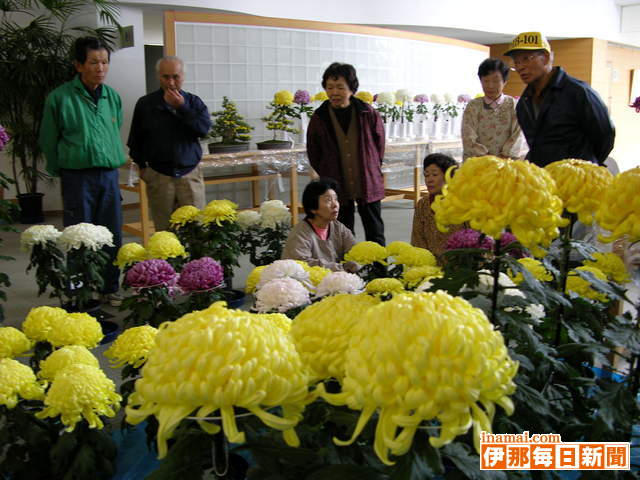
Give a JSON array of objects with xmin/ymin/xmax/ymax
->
[
  {"xmin": 256, "ymin": 140, "xmax": 293, "ymax": 150},
  {"xmin": 17, "ymin": 192, "xmax": 44, "ymax": 224},
  {"xmin": 208, "ymin": 142, "xmax": 250, "ymax": 154}
]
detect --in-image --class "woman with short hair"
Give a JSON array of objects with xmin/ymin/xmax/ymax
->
[
  {"xmin": 411, "ymin": 154, "xmax": 466, "ymax": 262},
  {"xmin": 281, "ymin": 179, "xmax": 357, "ymax": 271},
  {"xmin": 461, "ymin": 58, "xmax": 527, "ymax": 160},
  {"xmin": 306, "ymin": 62, "xmax": 386, "ymax": 245}
]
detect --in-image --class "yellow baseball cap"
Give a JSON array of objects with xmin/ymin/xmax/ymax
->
[{"xmin": 504, "ymin": 32, "xmax": 551, "ymax": 56}]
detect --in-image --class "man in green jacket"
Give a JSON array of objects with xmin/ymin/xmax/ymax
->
[{"xmin": 39, "ymin": 36, "xmax": 126, "ymax": 306}]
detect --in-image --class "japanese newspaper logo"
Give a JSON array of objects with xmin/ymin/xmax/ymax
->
[{"xmin": 480, "ymin": 431, "xmax": 630, "ymax": 470}]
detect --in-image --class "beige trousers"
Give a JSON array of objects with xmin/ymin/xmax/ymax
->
[{"xmin": 141, "ymin": 165, "xmax": 205, "ymax": 231}]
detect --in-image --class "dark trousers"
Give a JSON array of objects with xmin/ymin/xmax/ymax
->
[
  {"xmin": 338, "ymin": 199, "xmax": 386, "ymax": 245},
  {"xmin": 60, "ymin": 168, "xmax": 122, "ymax": 294}
]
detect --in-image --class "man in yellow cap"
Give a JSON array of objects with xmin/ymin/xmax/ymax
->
[{"xmin": 504, "ymin": 32, "xmax": 615, "ymax": 167}]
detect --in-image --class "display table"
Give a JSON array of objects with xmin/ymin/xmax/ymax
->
[{"xmin": 120, "ymin": 140, "xmax": 461, "ymax": 245}]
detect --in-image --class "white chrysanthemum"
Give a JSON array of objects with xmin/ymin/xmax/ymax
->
[
  {"xmin": 57, "ymin": 223, "xmax": 114, "ymax": 252},
  {"xmin": 236, "ymin": 210, "xmax": 262, "ymax": 230},
  {"xmin": 395, "ymin": 89, "xmax": 412, "ymax": 102},
  {"xmin": 468, "ymin": 269, "xmax": 525, "ymax": 299},
  {"xmin": 20, "ymin": 225, "xmax": 62, "ymax": 252},
  {"xmin": 254, "ymin": 278, "xmax": 311, "ymax": 313},
  {"xmin": 315, "ymin": 272, "xmax": 365, "ymax": 297},
  {"xmin": 430, "ymin": 94, "xmax": 442, "ymax": 104},
  {"xmin": 257, "ymin": 260, "xmax": 310, "ymax": 289},
  {"xmin": 259, "ymin": 200, "xmax": 290, "ymax": 229},
  {"xmin": 443, "ymin": 93, "xmax": 454, "ymax": 103},
  {"xmin": 376, "ymin": 92, "xmax": 396, "ymax": 105},
  {"xmin": 505, "ymin": 304, "xmax": 546, "ymax": 322}
]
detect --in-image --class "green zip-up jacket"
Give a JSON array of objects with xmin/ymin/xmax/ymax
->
[{"xmin": 39, "ymin": 75, "xmax": 126, "ymax": 177}]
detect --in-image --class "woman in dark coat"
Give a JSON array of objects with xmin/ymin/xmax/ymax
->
[{"xmin": 306, "ymin": 62, "xmax": 386, "ymax": 245}]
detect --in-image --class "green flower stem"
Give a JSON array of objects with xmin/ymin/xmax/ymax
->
[
  {"xmin": 490, "ymin": 238, "xmax": 502, "ymax": 324},
  {"xmin": 554, "ymin": 212, "xmax": 577, "ymax": 346}
]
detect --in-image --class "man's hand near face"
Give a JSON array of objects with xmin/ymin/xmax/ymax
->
[{"xmin": 164, "ymin": 88, "xmax": 184, "ymax": 109}]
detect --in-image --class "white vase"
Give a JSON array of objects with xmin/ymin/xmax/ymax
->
[
  {"xmin": 417, "ymin": 119, "xmax": 429, "ymax": 141},
  {"xmin": 298, "ymin": 116, "xmax": 309, "ymax": 144},
  {"xmin": 430, "ymin": 117, "xmax": 440, "ymax": 140},
  {"xmin": 384, "ymin": 121, "xmax": 392, "ymax": 142},
  {"xmin": 398, "ymin": 122, "xmax": 409, "ymax": 141}
]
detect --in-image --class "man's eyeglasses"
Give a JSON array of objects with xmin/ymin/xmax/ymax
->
[{"xmin": 510, "ymin": 53, "xmax": 543, "ymax": 67}]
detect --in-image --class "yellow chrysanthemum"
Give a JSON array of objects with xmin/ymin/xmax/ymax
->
[
  {"xmin": 38, "ymin": 345, "xmax": 99, "ymax": 381},
  {"xmin": 393, "ymin": 246, "xmax": 437, "ymax": 268},
  {"xmin": 313, "ymin": 91, "xmax": 329, "ymax": 102},
  {"xmin": 274, "ymin": 90, "xmax": 294, "ymax": 106},
  {"xmin": 365, "ymin": 278, "xmax": 405, "ymax": 296},
  {"xmin": 0, "ymin": 358, "xmax": 45, "ymax": 408},
  {"xmin": 566, "ymin": 266, "xmax": 609, "ymax": 302},
  {"xmin": 402, "ymin": 265, "xmax": 443, "ymax": 289},
  {"xmin": 344, "ymin": 241, "xmax": 388, "ymax": 265},
  {"xmin": 198, "ymin": 199, "xmax": 238, "ymax": 226},
  {"xmin": 291, "ymin": 294, "xmax": 379, "ymax": 383},
  {"xmin": 432, "ymin": 156, "xmax": 567, "ymax": 257},
  {"xmin": 386, "ymin": 241, "xmax": 413, "ymax": 257},
  {"xmin": 320, "ymin": 291, "xmax": 518, "ymax": 465},
  {"xmin": 544, "ymin": 159, "xmax": 613, "ymax": 225},
  {"xmin": 508, "ymin": 257, "xmax": 553, "ymax": 285},
  {"xmin": 304, "ymin": 265, "xmax": 332, "ymax": 287},
  {"xmin": 36, "ymin": 364, "xmax": 121, "ymax": 432},
  {"xmin": 22, "ymin": 306, "xmax": 68, "ymax": 342},
  {"xmin": 47, "ymin": 312, "xmax": 104, "ymax": 349},
  {"xmin": 245, "ymin": 265, "xmax": 267, "ymax": 294},
  {"xmin": 355, "ymin": 91, "xmax": 374, "ymax": 104},
  {"xmin": 0, "ymin": 327, "xmax": 33, "ymax": 358},
  {"xmin": 104, "ymin": 325, "xmax": 158, "ymax": 368},
  {"xmin": 146, "ymin": 231, "xmax": 187, "ymax": 260},
  {"xmin": 596, "ymin": 167, "xmax": 640, "ymax": 243},
  {"xmin": 125, "ymin": 302, "xmax": 311, "ymax": 458},
  {"xmin": 582, "ymin": 252, "xmax": 630, "ymax": 284},
  {"xmin": 169, "ymin": 205, "xmax": 201, "ymax": 227},
  {"xmin": 114, "ymin": 242, "xmax": 147, "ymax": 268}
]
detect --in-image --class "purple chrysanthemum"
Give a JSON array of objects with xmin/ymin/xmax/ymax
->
[
  {"xmin": 457, "ymin": 94, "xmax": 471, "ymax": 103},
  {"xmin": 631, "ymin": 96, "xmax": 640, "ymax": 113},
  {"xmin": 293, "ymin": 89, "xmax": 311, "ymax": 105},
  {"xmin": 125, "ymin": 259, "xmax": 177, "ymax": 288},
  {"xmin": 177, "ymin": 257, "xmax": 224, "ymax": 292},
  {"xmin": 497, "ymin": 232, "xmax": 530, "ymax": 258},
  {"xmin": 445, "ymin": 228, "xmax": 495, "ymax": 251},
  {"xmin": 413, "ymin": 94, "xmax": 429, "ymax": 104},
  {"xmin": 0, "ymin": 126, "xmax": 10, "ymax": 152}
]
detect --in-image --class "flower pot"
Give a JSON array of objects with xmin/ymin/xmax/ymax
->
[
  {"xmin": 226, "ymin": 289, "xmax": 246, "ymax": 309},
  {"xmin": 208, "ymin": 142, "xmax": 250, "ymax": 154},
  {"xmin": 63, "ymin": 298, "xmax": 102, "ymax": 314},
  {"xmin": 17, "ymin": 192, "xmax": 44, "ymax": 224},
  {"xmin": 99, "ymin": 319, "xmax": 119, "ymax": 345},
  {"xmin": 256, "ymin": 140, "xmax": 293, "ymax": 150}
]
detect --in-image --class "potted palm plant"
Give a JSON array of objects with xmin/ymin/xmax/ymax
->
[
  {"xmin": 207, "ymin": 96, "xmax": 253, "ymax": 154},
  {"xmin": 0, "ymin": 0, "xmax": 120, "ymax": 223}
]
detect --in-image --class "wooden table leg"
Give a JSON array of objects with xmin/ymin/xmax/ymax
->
[
  {"xmin": 290, "ymin": 158, "xmax": 298, "ymax": 226},
  {"xmin": 251, "ymin": 165, "xmax": 260, "ymax": 207},
  {"xmin": 414, "ymin": 145, "xmax": 421, "ymax": 207},
  {"xmin": 139, "ymin": 180, "xmax": 152, "ymax": 246}
]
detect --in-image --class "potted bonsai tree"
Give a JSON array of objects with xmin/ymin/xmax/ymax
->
[
  {"xmin": 207, "ymin": 96, "xmax": 253, "ymax": 154},
  {"xmin": 257, "ymin": 90, "xmax": 300, "ymax": 150},
  {"xmin": 0, "ymin": 0, "xmax": 120, "ymax": 223}
]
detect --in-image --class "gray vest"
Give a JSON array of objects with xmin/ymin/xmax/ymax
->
[{"xmin": 328, "ymin": 106, "xmax": 362, "ymax": 199}]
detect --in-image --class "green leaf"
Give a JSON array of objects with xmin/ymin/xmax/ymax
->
[
  {"xmin": 50, "ymin": 430, "xmax": 78, "ymax": 474},
  {"xmin": 442, "ymin": 442, "xmax": 506, "ymax": 479}
]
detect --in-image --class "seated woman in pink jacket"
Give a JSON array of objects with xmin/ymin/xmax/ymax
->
[{"xmin": 282, "ymin": 179, "xmax": 358, "ymax": 271}]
